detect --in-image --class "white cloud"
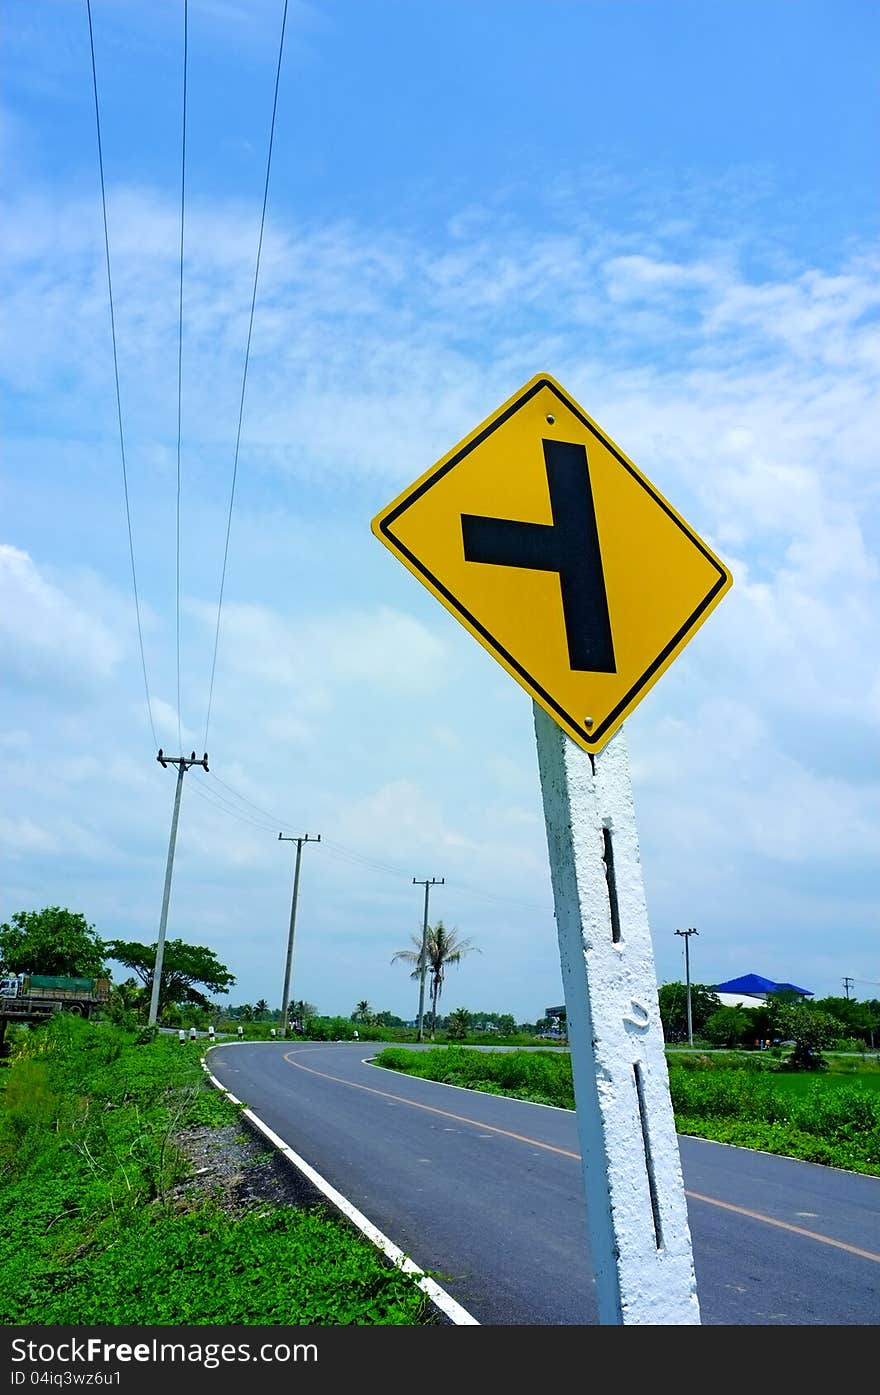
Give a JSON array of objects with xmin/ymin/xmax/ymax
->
[
  {"xmin": 185, "ymin": 598, "xmax": 450, "ymax": 701},
  {"xmin": 0, "ymin": 815, "xmax": 56, "ymax": 855},
  {"xmin": 0, "ymin": 544, "xmax": 122, "ymax": 688}
]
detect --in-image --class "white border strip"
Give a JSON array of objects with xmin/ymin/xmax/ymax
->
[{"xmin": 200, "ymin": 1055, "xmax": 479, "ymax": 1326}]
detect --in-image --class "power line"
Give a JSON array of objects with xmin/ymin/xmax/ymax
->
[
  {"xmin": 198, "ymin": 787, "xmax": 276, "ymax": 830},
  {"xmin": 322, "ymin": 837, "xmax": 414, "ymax": 880},
  {"xmin": 192, "ymin": 774, "xmax": 284, "ymax": 831},
  {"xmin": 188, "ymin": 776, "xmax": 278, "ymax": 833},
  {"xmin": 204, "ymin": 773, "xmax": 552, "ymax": 912},
  {"xmin": 206, "ymin": 770, "xmax": 297, "ymax": 826},
  {"xmin": 175, "ymin": 0, "xmax": 188, "ymax": 751},
  {"xmin": 203, "ymin": 0, "xmax": 290, "ymax": 751},
  {"xmin": 450, "ymin": 882, "xmax": 550, "ymax": 914},
  {"xmin": 86, "ymin": 0, "xmax": 157, "ymax": 749}
]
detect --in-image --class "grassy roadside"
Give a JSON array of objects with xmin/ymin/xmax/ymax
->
[
  {"xmin": 373, "ymin": 1045, "xmax": 880, "ymax": 1177},
  {"xmin": 0, "ymin": 1017, "xmax": 434, "ymax": 1325}
]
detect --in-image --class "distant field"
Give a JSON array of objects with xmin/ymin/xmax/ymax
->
[{"xmin": 761, "ymin": 1072, "xmax": 880, "ymax": 1099}]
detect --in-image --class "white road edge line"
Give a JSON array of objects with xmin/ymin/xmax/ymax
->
[{"xmin": 200, "ymin": 1053, "xmax": 479, "ymax": 1327}]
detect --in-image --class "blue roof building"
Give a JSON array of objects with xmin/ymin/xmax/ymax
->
[{"xmin": 712, "ymin": 973, "xmax": 813, "ymax": 999}]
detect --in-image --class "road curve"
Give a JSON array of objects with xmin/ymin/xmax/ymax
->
[{"xmin": 208, "ymin": 1041, "xmax": 880, "ymax": 1325}]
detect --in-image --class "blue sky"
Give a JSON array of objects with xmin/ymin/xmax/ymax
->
[{"xmin": 2, "ymin": 0, "xmax": 878, "ymax": 1020}]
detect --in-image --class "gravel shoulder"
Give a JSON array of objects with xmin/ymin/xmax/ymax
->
[{"xmin": 169, "ymin": 1117, "xmax": 329, "ymax": 1216}]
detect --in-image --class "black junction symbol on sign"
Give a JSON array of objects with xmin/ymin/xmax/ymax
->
[{"xmin": 461, "ymin": 438, "xmax": 616, "ymax": 674}]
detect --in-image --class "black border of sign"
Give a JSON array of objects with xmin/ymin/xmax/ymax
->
[{"xmin": 378, "ymin": 377, "xmax": 730, "ymax": 748}]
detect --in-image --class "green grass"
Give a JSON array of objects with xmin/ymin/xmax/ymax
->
[
  {"xmin": 0, "ymin": 1017, "xmax": 433, "ymax": 1325},
  {"xmin": 375, "ymin": 1044, "xmax": 576, "ymax": 1108},
  {"xmin": 761, "ymin": 1072, "xmax": 880, "ymax": 1098},
  {"xmin": 373, "ymin": 1045, "xmax": 880, "ymax": 1177}
]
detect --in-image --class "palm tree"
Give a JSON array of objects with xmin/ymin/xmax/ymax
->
[
  {"xmin": 446, "ymin": 1006, "xmax": 472, "ymax": 1039},
  {"xmin": 254, "ymin": 998, "xmax": 270, "ymax": 1020},
  {"xmin": 353, "ymin": 1000, "xmax": 373, "ymax": 1023},
  {"xmin": 288, "ymin": 999, "xmax": 316, "ymax": 1022},
  {"xmin": 391, "ymin": 921, "xmax": 479, "ymax": 1039}
]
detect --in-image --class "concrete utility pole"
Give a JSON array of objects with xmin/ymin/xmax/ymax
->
[
  {"xmin": 149, "ymin": 750, "xmax": 208, "ymax": 1026},
  {"xmin": 413, "ymin": 877, "xmax": 444, "ymax": 1042},
  {"xmin": 536, "ymin": 712, "xmax": 700, "ymax": 1324},
  {"xmin": 278, "ymin": 833, "xmax": 321, "ymax": 1032},
  {"xmin": 843, "ymin": 976, "xmax": 854, "ymax": 1000},
  {"xmin": 675, "ymin": 927, "xmax": 699, "ymax": 1047}
]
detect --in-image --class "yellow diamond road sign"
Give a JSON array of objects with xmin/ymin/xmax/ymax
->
[{"xmin": 371, "ymin": 373, "xmax": 732, "ymax": 753}]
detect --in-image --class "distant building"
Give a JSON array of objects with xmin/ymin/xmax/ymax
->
[
  {"xmin": 712, "ymin": 973, "xmax": 813, "ymax": 1004},
  {"xmin": 542, "ymin": 1005, "xmax": 566, "ymax": 1037},
  {"xmin": 714, "ymin": 991, "xmax": 767, "ymax": 1009}
]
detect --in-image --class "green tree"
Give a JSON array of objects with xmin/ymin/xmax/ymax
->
[
  {"xmin": 864, "ymin": 1000, "xmax": 880, "ymax": 1050},
  {"xmin": 0, "ymin": 907, "xmax": 106, "ymax": 977},
  {"xmin": 288, "ymin": 999, "xmax": 317, "ymax": 1020},
  {"xmin": 106, "ymin": 938, "xmax": 235, "ymax": 1020},
  {"xmin": 703, "ymin": 1005, "xmax": 751, "ymax": 1048},
  {"xmin": 253, "ymin": 999, "xmax": 270, "ymax": 1020},
  {"xmin": 105, "ymin": 977, "xmax": 145, "ymax": 1027},
  {"xmin": 813, "ymin": 996, "xmax": 879, "ymax": 1046},
  {"xmin": 374, "ymin": 1010, "xmax": 405, "ymax": 1028},
  {"xmin": 352, "ymin": 1000, "xmax": 374, "ymax": 1024},
  {"xmin": 446, "ymin": 1006, "xmax": 472, "ymax": 1039},
  {"xmin": 771, "ymin": 1001, "xmax": 839, "ymax": 1070},
  {"xmin": 286, "ymin": 999, "xmax": 317, "ymax": 1033},
  {"xmin": 658, "ymin": 982, "xmax": 720, "ymax": 1042},
  {"xmin": 392, "ymin": 921, "xmax": 479, "ymax": 1040},
  {"xmin": 467, "ymin": 1010, "xmax": 517, "ymax": 1035},
  {"xmin": 741, "ymin": 1003, "xmax": 774, "ymax": 1045}
]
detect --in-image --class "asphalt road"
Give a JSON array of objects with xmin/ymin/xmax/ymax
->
[{"xmin": 208, "ymin": 1040, "xmax": 880, "ymax": 1325}]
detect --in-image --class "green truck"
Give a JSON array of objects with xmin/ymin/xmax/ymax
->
[{"xmin": 0, "ymin": 972, "xmax": 110, "ymax": 1021}]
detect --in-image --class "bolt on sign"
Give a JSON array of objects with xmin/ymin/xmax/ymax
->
[{"xmin": 371, "ymin": 373, "xmax": 732, "ymax": 751}]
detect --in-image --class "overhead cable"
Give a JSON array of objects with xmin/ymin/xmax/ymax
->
[
  {"xmin": 204, "ymin": 769, "xmax": 552, "ymax": 915},
  {"xmin": 86, "ymin": 0, "xmax": 157, "ymax": 749},
  {"xmin": 188, "ymin": 775, "xmax": 279, "ymax": 832},
  {"xmin": 202, "ymin": 0, "xmax": 290, "ymax": 751},
  {"xmin": 175, "ymin": 0, "xmax": 188, "ymax": 749}
]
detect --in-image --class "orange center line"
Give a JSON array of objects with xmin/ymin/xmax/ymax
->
[
  {"xmin": 282, "ymin": 1047, "xmax": 579, "ymax": 1157},
  {"xmin": 279, "ymin": 1046, "xmax": 880, "ymax": 1266},
  {"xmin": 683, "ymin": 1192, "xmax": 880, "ymax": 1263}
]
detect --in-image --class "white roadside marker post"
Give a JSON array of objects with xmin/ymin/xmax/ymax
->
[{"xmin": 535, "ymin": 706, "xmax": 699, "ymax": 1324}]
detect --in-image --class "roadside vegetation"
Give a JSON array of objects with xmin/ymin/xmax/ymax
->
[
  {"xmin": 658, "ymin": 980, "xmax": 880, "ymax": 1055},
  {"xmin": 0, "ymin": 1016, "xmax": 433, "ymax": 1325},
  {"xmin": 0, "ymin": 903, "xmax": 560, "ymax": 1048},
  {"xmin": 374, "ymin": 1044, "xmax": 880, "ymax": 1178}
]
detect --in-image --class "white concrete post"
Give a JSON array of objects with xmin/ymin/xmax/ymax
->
[{"xmin": 534, "ymin": 704, "xmax": 699, "ymax": 1324}]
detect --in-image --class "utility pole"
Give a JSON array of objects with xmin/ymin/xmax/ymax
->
[
  {"xmin": 843, "ymin": 976, "xmax": 853, "ymax": 1000},
  {"xmin": 278, "ymin": 833, "xmax": 321, "ymax": 1033},
  {"xmin": 674, "ymin": 927, "xmax": 699, "ymax": 1047},
  {"xmin": 149, "ymin": 750, "xmax": 208, "ymax": 1026},
  {"xmin": 413, "ymin": 877, "xmax": 444, "ymax": 1041}
]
